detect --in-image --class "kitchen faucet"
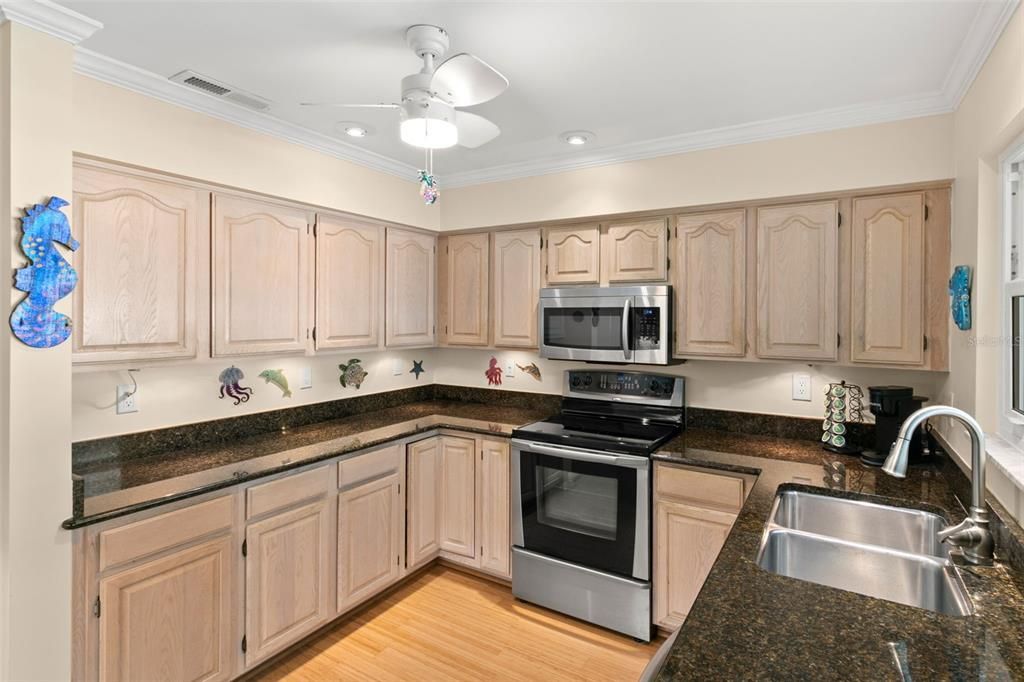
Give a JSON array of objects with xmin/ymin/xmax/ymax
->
[{"xmin": 882, "ymin": 405, "xmax": 994, "ymax": 565}]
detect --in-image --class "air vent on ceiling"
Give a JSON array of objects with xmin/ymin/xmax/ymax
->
[{"xmin": 169, "ymin": 70, "xmax": 271, "ymax": 111}]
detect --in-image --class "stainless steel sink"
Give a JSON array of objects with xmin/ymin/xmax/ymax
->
[
  {"xmin": 756, "ymin": 490, "xmax": 974, "ymax": 616},
  {"xmin": 771, "ymin": 489, "xmax": 949, "ymax": 557}
]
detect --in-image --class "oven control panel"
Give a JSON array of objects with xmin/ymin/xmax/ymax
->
[{"xmin": 567, "ymin": 370, "xmax": 680, "ymax": 400}]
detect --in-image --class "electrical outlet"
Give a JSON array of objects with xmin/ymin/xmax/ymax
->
[
  {"xmin": 116, "ymin": 384, "xmax": 138, "ymax": 414},
  {"xmin": 299, "ymin": 367, "xmax": 312, "ymax": 390},
  {"xmin": 792, "ymin": 374, "xmax": 811, "ymax": 402},
  {"xmin": 392, "ymin": 359, "xmax": 404, "ymax": 376},
  {"xmin": 505, "ymin": 361, "xmax": 515, "ymax": 378}
]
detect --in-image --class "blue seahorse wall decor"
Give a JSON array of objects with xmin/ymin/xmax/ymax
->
[
  {"xmin": 949, "ymin": 265, "xmax": 972, "ymax": 331},
  {"xmin": 10, "ymin": 196, "xmax": 79, "ymax": 348}
]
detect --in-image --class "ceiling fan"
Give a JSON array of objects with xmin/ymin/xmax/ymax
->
[{"xmin": 302, "ymin": 24, "xmax": 508, "ymax": 150}]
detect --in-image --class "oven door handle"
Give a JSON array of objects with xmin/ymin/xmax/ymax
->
[
  {"xmin": 621, "ymin": 299, "xmax": 632, "ymax": 361},
  {"xmin": 513, "ymin": 440, "xmax": 649, "ymax": 470}
]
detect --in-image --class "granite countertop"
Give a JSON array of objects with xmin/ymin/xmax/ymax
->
[
  {"xmin": 652, "ymin": 431, "xmax": 1024, "ymax": 680},
  {"xmin": 69, "ymin": 400, "xmax": 550, "ymax": 526}
]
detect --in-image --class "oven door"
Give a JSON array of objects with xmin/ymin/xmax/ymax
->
[
  {"xmin": 512, "ymin": 440, "xmax": 650, "ymax": 580},
  {"xmin": 538, "ymin": 295, "xmax": 632, "ymax": 362}
]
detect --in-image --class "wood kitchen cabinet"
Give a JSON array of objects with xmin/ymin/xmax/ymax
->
[
  {"xmin": 336, "ymin": 446, "xmax": 406, "ymax": 613},
  {"xmin": 603, "ymin": 218, "xmax": 669, "ymax": 283},
  {"xmin": 315, "ymin": 215, "xmax": 383, "ymax": 350},
  {"xmin": 652, "ymin": 463, "xmax": 750, "ymax": 631},
  {"xmin": 385, "ymin": 227, "xmax": 436, "ymax": 347},
  {"xmin": 544, "ymin": 223, "xmax": 601, "ymax": 284},
  {"xmin": 755, "ymin": 200, "xmax": 839, "ymax": 361},
  {"xmin": 673, "ymin": 210, "xmax": 746, "ymax": 357},
  {"xmin": 71, "ymin": 162, "xmax": 209, "ymax": 364},
  {"xmin": 492, "ymin": 229, "xmax": 542, "ymax": 348},
  {"xmin": 439, "ymin": 436, "xmax": 477, "ymax": 559},
  {"xmin": 407, "ymin": 437, "xmax": 442, "ymax": 569},
  {"xmin": 212, "ymin": 193, "xmax": 312, "ymax": 356},
  {"xmin": 438, "ymin": 233, "xmax": 490, "ymax": 346},
  {"xmin": 477, "ymin": 438, "xmax": 511, "ymax": 578},
  {"xmin": 850, "ymin": 192, "xmax": 926, "ymax": 365}
]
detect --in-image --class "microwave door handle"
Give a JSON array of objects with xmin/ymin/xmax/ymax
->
[{"xmin": 621, "ymin": 299, "xmax": 632, "ymax": 361}]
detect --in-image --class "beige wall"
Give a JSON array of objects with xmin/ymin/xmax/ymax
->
[
  {"xmin": 440, "ymin": 114, "xmax": 955, "ymax": 230},
  {"xmin": 1, "ymin": 22, "xmax": 74, "ymax": 681},
  {"xmin": 940, "ymin": 4, "xmax": 1024, "ymax": 520},
  {"xmin": 73, "ymin": 75, "xmax": 439, "ymax": 231},
  {"xmin": 73, "ymin": 348, "xmax": 434, "ymax": 441}
]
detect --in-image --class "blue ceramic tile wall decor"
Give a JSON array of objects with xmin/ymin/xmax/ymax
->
[{"xmin": 949, "ymin": 265, "xmax": 972, "ymax": 331}]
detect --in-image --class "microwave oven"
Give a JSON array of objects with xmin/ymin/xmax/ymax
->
[{"xmin": 538, "ymin": 285, "xmax": 672, "ymax": 365}]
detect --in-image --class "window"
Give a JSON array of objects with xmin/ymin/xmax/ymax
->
[{"xmin": 1000, "ymin": 148, "xmax": 1024, "ymax": 446}]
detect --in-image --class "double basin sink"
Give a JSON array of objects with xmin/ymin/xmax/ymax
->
[{"xmin": 756, "ymin": 489, "xmax": 974, "ymax": 616}]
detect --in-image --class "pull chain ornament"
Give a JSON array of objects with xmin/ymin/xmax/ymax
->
[{"xmin": 419, "ymin": 149, "xmax": 439, "ymax": 205}]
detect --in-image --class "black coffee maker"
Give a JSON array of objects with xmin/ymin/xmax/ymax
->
[{"xmin": 862, "ymin": 386, "xmax": 928, "ymax": 467}]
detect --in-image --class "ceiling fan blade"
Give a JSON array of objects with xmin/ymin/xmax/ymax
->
[
  {"xmin": 431, "ymin": 53, "xmax": 508, "ymax": 107},
  {"xmin": 299, "ymin": 102, "xmax": 400, "ymax": 108},
  {"xmin": 456, "ymin": 111, "xmax": 500, "ymax": 148}
]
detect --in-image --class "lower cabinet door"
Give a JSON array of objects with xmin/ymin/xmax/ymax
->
[
  {"xmin": 439, "ymin": 436, "xmax": 477, "ymax": 559},
  {"xmin": 244, "ymin": 500, "xmax": 331, "ymax": 668},
  {"xmin": 654, "ymin": 500, "xmax": 736, "ymax": 630},
  {"xmin": 98, "ymin": 536, "xmax": 234, "ymax": 682},
  {"xmin": 407, "ymin": 438, "xmax": 442, "ymax": 569},
  {"xmin": 478, "ymin": 439, "xmax": 511, "ymax": 578},
  {"xmin": 337, "ymin": 473, "xmax": 403, "ymax": 612}
]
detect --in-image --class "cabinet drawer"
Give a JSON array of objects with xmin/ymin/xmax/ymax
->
[
  {"xmin": 246, "ymin": 465, "xmax": 330, "ymax": 519},
  {"xmin": 338, "ymin": 444, "xmax": 402, "ymax": 489},
  {"xmin": 99, "ymin": 495, "xmax": 234, "ymax": 571},
  {"xmin": 655, "ymin": 464, "xmax": 746, "ymax": 513}
]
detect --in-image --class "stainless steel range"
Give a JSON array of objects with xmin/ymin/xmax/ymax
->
[{"xmin": 511, "ymin": 369, "xmax": 685, "ymax": 641}]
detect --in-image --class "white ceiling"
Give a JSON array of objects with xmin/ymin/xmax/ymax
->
[{"xmin": 63, "ymin": 0, "xmax": 1016, "ymax": 186}]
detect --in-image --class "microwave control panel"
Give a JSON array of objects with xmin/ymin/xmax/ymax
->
[
  {"xmin": 568, "ymin": 370, "xmax": 677, "ymax": 398},
  {"xmin": 632, "ymin": 307, "xmax": 662, "ymax": 350}
]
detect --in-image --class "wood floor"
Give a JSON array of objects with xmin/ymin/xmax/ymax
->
[{"xmin": 252, "ymin": 566, "xmax": 659, "ymax": 681}]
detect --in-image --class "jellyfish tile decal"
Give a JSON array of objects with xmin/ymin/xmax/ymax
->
[
  {"xmin": 485, "ymin": 357, "xmax": 503, "ymax": 386},
  {"xmin": 218, "ymin": 366, "xmax": 253, "ymax": 405},
  {"xmin": 10, "ymin": 196, "xmax": 79, "ymax": 348}
]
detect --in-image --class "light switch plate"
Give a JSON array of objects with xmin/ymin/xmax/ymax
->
[
  {"xmin": 116, "ymin": 385, "xmax": 138, "ymax": 414},
  {"xmin": 792, "ymin": 374, "xmax": 811, "ymax": 402},
  {"xmin": 299, "ymin": 367, "xmax": 312, "ymax": 390},
  {"xmin": 392, "ymin": 359, "xmax": 404, "ymax": 376},
  {"xmin": 505, "ymin": 361, "xmax": 515, "ymax": 378}
]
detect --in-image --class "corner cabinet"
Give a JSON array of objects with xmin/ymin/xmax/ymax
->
[
  {"xmin": 212, "ymin": 194, "xmax": 312, "ymax": 356},
  {"xmin": 603, "ymin": 218, "xmax": 669, "ymax": 283},
  {"xmin": 406, "ymin": 438, "xmax": 443, "ymax": 570},
  {"xmin": 850, "ymin": 193, "xmax": 925, "ymax": 365},
  {"xmin": 673, "ymin": 210, "xmax": 746, "ymax": 357},
  {"xmin": 71, "ymin": 163, "xmax": 209, "ymax": 364},
  {"xmin": 315, "ymin": 215, "xmax": 383, "ymax": 350},
  {"xmin": 385, "ymin": 227, "xmax": 436, "ymax": 347},
  {"xmin": 755, "ymin": 200, "xmax": 839, "ymax": 361},
  {"xmin": 492, "ymin": 229, "xmax": 541, "ymax": 348},
  {"xmin": 439, "ymin": 436, "xmax": 477, "ymax": 559},
  {"xmin": 544, "ymin": 223, "xmax": 601, "ymax": 284},
  {"xmin": 438, "ymin": 233, "xmax": 489, "ymax": 346}
]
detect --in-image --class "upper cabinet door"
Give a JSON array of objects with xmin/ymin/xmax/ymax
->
[
  {"xmin": 439, "ymin": 233, "xmax": 489, "ymax": 346},
  {"xmin": 315, "ymin": 216, "xmax": 382, "ymax": 350},
  {"xmin": 674, "ymin": 210, "xmax": 746, "ymax": 357},
  {"xmin": 603, "ymin": 218, "xmax": 669, "ymax": 283},
  {"xmin": 544, "ymin": 224, "xmax": 600, "ymax": 284},
  {"xmin": 851, "ymin": 193, "xmax": 925, "ymax": 365},
  {"xmin": 385, "ymin": 228, "xmax": 436, "ymax": 347},
  {"xmin": 72, "ymin": 165, "xmax": 208, "ymax": 364},
  {"xmin": 212, "ymin": 194, "xmax": 311, "ymax": 356},
  {"xmin": 493, "ymin": 229, "xmax": 541, "ymax": 348},
  {"xmin": 756, "ymin": 201, "xmax": 838, "ymax": 361}
]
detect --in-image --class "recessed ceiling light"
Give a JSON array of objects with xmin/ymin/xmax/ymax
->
[
  {"xmin": 561, "ymin": 130, "xmax": 594, "ymax": 146},
  {"xmin": 334, "ymin": 121, "xmax": 375, "ymax": 139}
]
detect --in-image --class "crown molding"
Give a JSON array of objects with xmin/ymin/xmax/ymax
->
[
  {"xmin": 440, "ymin": 92, "xmax": 954, "ymax": 188},
  {"xmin": 73, "ymin": 48, "xmax": 420, "ymax": 182},
  {"xmin": 941, "ymin": 0, "xmax": 1020, "ymax": 107},
  {"xmin": 0, "ymin": 0, "xmax": 102, "ymax": 44}
]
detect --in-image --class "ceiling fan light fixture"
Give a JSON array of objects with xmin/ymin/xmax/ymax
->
[
  {"xmin": 344, "ymin": 126, "xmax": 368, "ymax": 138},
  {"xmin": 400, "ymin": 100, "xmax": 458, "ymax": 149}
]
